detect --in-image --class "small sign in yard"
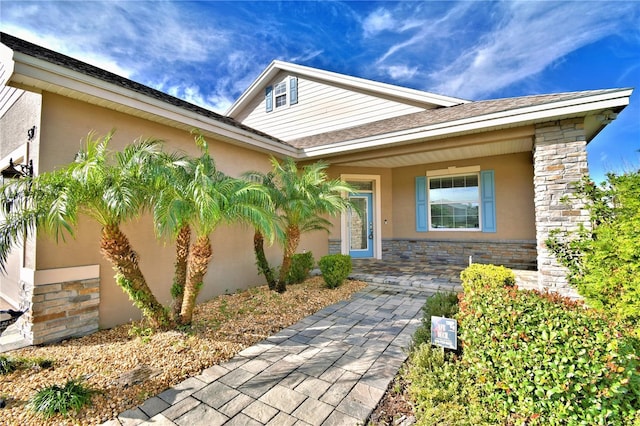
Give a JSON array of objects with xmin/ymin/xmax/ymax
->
[{"xmin": 431, "ymin": 316, "xmax": 457, "ymax": 350}]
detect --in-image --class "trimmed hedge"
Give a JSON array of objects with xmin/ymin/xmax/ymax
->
[
  {"xmin": 460, "ymin": 263, "xmax": 515, "ymax": 294},
  {"xmin": 287, "ymin": 252, "xmax": 315, "ymax": 284},
  {"xmin": 318, "ymin": 254, "xmax": 352, "ymax": 289},
  {"xmin": 457, "ymin": 266, "xmax": 640, "ymax": 425},
  {"xmin": 407, "ymin": 264, "xmax": 640, "ymax": 425}
]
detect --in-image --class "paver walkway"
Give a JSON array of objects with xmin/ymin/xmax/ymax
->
[{"xmin": 106, "ymin": 284, "xmax": 432, "ymax": 426}]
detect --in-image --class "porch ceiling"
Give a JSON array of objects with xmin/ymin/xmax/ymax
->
[{"xmin": 328, "ymin": 136, "xmax": 534, "ymax": 168}]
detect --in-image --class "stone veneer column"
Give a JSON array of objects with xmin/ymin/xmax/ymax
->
[{"xmin": 533, "ymin": 118, "xmax": 591, "ymax": 298}]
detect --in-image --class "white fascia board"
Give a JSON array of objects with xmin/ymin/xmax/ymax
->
[
  {"xmin": 226, "ymin": 60, "xmax": 280, "ymax": 116},
  {"xmin": 274, "ymin": 61, "xmax": 469, "ymax": 106},
  {"xmin": 10, "ymin": 52, "xmax": 297, "ymax": 156},
  {"xmin": 300, "ymin": 92, "xmax": 632, "ymax": 159},
  {"xmin": 226, "ymin": 60, "xmax": 469, "ymax": 116}
]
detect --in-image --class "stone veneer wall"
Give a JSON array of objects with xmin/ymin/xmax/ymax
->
[
  {"xmin": 533, "ymin": 118, "xmax": 591, "ymax": 298},
  {"xmin": 29, "ymin": 277, "xmax": 100, "ymax": 345},
  {"xmin": 329, "ymin": 238, "xmax": 537, "ymax": 270}
]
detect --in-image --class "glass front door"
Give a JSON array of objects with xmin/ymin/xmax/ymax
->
[{"xmin": 348, "ymin": 192, "xmax": 374, "ymax": 258}]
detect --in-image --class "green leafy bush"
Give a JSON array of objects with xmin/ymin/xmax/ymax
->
[
  {"xmin": 286, "ymin": 252, "xmax": 315, "ymax": 284},
  {"xmin": 457, "ymin": 285, "xmax": 640, "ymax": 425},
  {"xmin": 319, "ymin": 254, "xmax": 352, "ymax": 289},
  {"xmin": 412, "ymin": 292, "xmax": 459, "ymax": 348},
  {"xmin": 460, "ymin": 263, "xmax": 515, "ymax": 294},
  {"xmin": 405, "ymin": 344, "xmax": 480, "ymax": 426},
  {"xmin": 547, "ymin": 171, "xmax": 640, "ymax": 333},
  {"xmin": 29, "ymin": 379, "xmax": 96, "ymax": 418}
]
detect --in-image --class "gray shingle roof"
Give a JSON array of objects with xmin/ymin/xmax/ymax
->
[
  {"xmin": 289, "ymin": 89, "xmax": 627, "ymax": 149},
  {"xmin": 0, "ymin": 32, "xmax": 290, "ymax": 147}
]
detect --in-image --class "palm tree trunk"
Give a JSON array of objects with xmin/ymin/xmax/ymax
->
[
  {"xmin": 180, "ymin": 234, "xmax": 212, "ymax": 325},
  {"xmin": 254, "ymin": 230, "xmax": 276, "ymax": 290},
  {"xmin": 277, "ymin": 224, "xmax": 300, "ymax": 293},
  {"xmin": 171, "ymin": 225, "xmax": 191, "ymax": 320},
  {"xmin": 100, "ymin": 224, "xmax": 169, "ymax": 327}
]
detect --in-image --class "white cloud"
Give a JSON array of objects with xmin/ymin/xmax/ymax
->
[
  {"xmin": 428, "ymin": 1, "xmax": 637, "ymax": 99},
  {"xmin": 382, "ymin": 65, "xmax": 418, "ymax": 80},
  {"xmin": 363, "ymin": 8, "xmax": 397, "ymax": 37}
]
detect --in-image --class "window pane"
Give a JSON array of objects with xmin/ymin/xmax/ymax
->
[
  {"xmin": 274, "ymin": 82, "xmax": 287, "ymax": 95},
  {"xmin": 347, "ymin": 181, "xmax": 373, "ymax": 191},
  {"xmin": 349, "ymin": 199, "xmax": 367, "ymax": 250},
  {"xmin": 428, "ymin": 174, "xmax": 480, "ymax": 230},
  {"xmin": 275, "ymin": 95, "xmax": 287, "ymax": 107}
]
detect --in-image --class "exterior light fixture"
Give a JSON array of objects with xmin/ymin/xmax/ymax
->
[{"xmin": 2, "ymin": 159, "xmax": 33, "ymax": 179}]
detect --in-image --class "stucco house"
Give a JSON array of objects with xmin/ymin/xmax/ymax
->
[{"xmin": 0, "ymin": 33, "xmax": 632, "ymax": 349}]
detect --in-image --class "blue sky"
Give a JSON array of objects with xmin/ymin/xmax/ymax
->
[{"xmin": 1, "ymin": 0, "xmax": 639, "ymax": 182}]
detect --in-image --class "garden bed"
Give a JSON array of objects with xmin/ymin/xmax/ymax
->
[{"xmin": 1, "ymin": 277, "xmax": 367, "ymax": 425}]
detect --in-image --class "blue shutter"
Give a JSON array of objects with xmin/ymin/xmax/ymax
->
[
  {"xmin": 265, "ymin": 85, "xmax": 273, "ymax": 112},
  {"xmin": 416, "ymin": 176, "xmax": 428, "ymax": 232},
  {"xmin": 481, "ymin": 170, "xmax": 496, "ymax": 233},
  {"xmin": 289, "ymin": 77, "xmax": 298, "ymax": 105}
]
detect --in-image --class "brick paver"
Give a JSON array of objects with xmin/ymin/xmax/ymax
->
[{"xmin": 106, "ymin": 282, "xmax": 434, "ymax": 426}]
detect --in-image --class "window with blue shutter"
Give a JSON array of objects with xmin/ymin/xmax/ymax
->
[
  {"xmin": 480, "ymin": 170, "xmax": 496, "ymax": 232},
  {"xmin": 416, "ymin": 176, "xmax": 428, "ymax": 232},
  {"xmin": 265, "ymin": 85, "xmax": 273, "ymax": 112},
  {"xmin": 290, "ymin": 77, "xmax": 298, "ymax": 105}
]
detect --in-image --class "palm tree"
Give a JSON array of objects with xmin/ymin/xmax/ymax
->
[
  {"xmin": 153, "ymin": 134, "xmax": 273, "ymax": 325},
  {"xmin": 242, "ymin": 171, "xmax": 279, "ymax": 291},
  {"xmin": 247, "ymin": 157, "xmax": 355, "ymax": 293},
  {"xmin": 0, "ymin": 133, "xmax": 170, "ymax": 327}
]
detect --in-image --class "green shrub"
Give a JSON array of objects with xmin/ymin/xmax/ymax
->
[
  {"xmin": 29, "ymin": 378, "xmax": 96, "ymax": 418},
  {"xmin": 405, "ymin": 344, "xmax": 481, "ymax": 426},
  {"xmin": 547, "ymin": 172, "xmax": 640, "ymax": 334},
  {"xmin": 460, "ymin": 263, "xmax": 515, "ymax": 294},
  {"xmin": 412, "ymin": 292, "xmax": 459, "ymax": 348},
  {"xmin": 457, "ymin": 286, "xmax": 640, "ymax": 425},
  {"xmin": 319, "ymin": 254, "xmax": 352, "ymax": 289},
  {"xmin": 287, "ymin": 252, "xmax": 315, "ymax": 284}
]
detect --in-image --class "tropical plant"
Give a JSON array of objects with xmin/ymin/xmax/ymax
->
[
  {"xmin": 245, "ymin": 157, "xmax": 354, "ymax": 293},
  {"xmin": 0, "ymin": 132, "xmax": 171, "ymax": 327},
  {"xmin": 152, "ymin": 133, "xmax": 274, "ymax": 324}
]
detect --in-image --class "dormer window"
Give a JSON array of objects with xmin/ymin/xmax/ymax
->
[
  {"xmin": 274, "ymin": 81, "xmax": 287, "ymax": 107},
  {"xmin": 265, "ymin": 76, "xmax": 298, "ymax": 112}
]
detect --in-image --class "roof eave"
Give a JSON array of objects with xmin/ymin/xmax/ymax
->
[
  {"xmin": 5, "ymin": 50, "xmax": 297, "ymax": 157},
  {"xmin": 299, "ymin": 89, "xmax": 633, "ymax": 159}
]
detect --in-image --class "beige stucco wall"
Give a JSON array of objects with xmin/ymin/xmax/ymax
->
[
  {"xmin": 0, "ymin": 89, "xmax": 42, "ymax": 306},
  {"xmin": 392, "ymin": 152, "xmax": 535, "ymax": 240},
  {"xmin": 34, "ymin": 93, "xmax": 306, "ymax": 328},
  {"xmin": 324, "ymin": 152, "xmax": 534, "ymax": 252}
]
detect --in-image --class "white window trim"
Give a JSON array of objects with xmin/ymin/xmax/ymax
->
[
  {"xmin": 340, "ymin": 174, "xmax": 381, "ymax": 259},
  {"xmin": 427, "ymin": 170, "xmax": 482, "ymax": 232},
  {"xmin": 270, "ymin": 76, "xmax": 296, "ymax": 110}
]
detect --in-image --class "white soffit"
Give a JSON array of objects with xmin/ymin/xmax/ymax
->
[{"xmin": 335, "ymin": 138, "xmax": 534, "ymax": 168}]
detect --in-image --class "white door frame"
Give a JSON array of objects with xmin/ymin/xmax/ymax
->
[{"xmin": 340, "ymin": 174, "xmax": 381, "ymax": 259}]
